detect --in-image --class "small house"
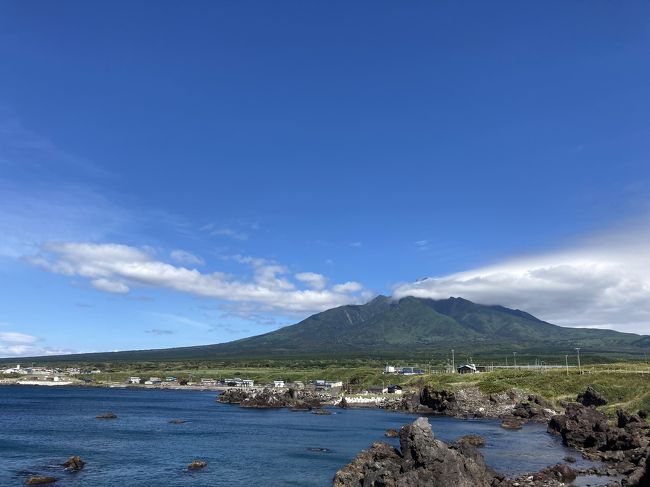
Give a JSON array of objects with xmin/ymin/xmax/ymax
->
[
  {"xmin": 273, "ymin": 380, "xmax": 285, "ymax": 388},
  {"xmin": 367, "ymin": 386, "xmax": 388, "ymax": 394},
  {"xmin": 387, "ymin": 385, "xmax": 403, "ymax": 394},
  {"xmin": 457, "ymin": 364, "xmax": 478, "ymax": 374}
]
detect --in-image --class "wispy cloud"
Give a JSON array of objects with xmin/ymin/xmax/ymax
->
[
  {"xmin": 170, "ymin": 249, "xmax": 205, "ymax": 266},
  {"xmin": 201, "ymin": 222, "xmax": 258, "ymax": 241},
  {"xmin": 145, "ymin": 328, "xmax": 175, "ymax": 335},
  {"xmin": 414, "ymin": 240, "xmax": 429, "ymax": 251},
  {"xmin": 350, "ymin": 241, "xmax": 362, "ymax": 248},
  {"xmin": 28, "ymin": 243, "xmax": 371, "ymax": 315},
  {"xmin": 394, "ymin": 219, "xmax": 650, "ymax": 334}
]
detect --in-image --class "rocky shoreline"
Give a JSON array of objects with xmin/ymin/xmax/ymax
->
[{"xmin": 218, "ymin": 385, "xmax": 650, "ymax": 486}]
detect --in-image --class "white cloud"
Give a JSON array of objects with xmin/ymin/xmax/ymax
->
[
  {"xmin": 393, "ymin": 221, "xmax": 650, "ymax": 334},
  {"xmin": 28, "ymin": 242, "xmax": 371, "ymax": 315},
  {"xmin": 91, "ymin": 278, "xmax": 130, "ymax": 294},
  {"xmin": 0, "ymin": 330, "xmax": 73, "ymax": 357},
  {"xmin": 170, "ymin": 249, "xmax": 205, "ymax": 266},
  {"xmin": 0, "ymin": 332, "xmax": 38, "ymax": 344},
  {"xmin": 295, "ymin": 272, "xmax": 327, "ymax": 290},
  {"xmin": 350, "ymin": 242, "xmax": 362, "ymax": 248}
]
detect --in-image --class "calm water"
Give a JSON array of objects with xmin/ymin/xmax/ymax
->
[{"xmin": 0, "ymin": 386, "xmax": 594, "ymax": 486}]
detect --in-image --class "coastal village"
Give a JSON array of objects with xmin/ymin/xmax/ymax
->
[{"xmin": 1, "ymin": 362, "xmax": 431, "ymax": 395}]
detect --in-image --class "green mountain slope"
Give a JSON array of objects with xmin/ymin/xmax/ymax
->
[{"xmin": 5, "ymin": 296, "xmax": 649, "ymax": 362}]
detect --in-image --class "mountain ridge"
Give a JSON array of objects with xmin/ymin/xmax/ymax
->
[{"xmin": 3, "ymin": 296, "xmax": 649, "ymax": 362}]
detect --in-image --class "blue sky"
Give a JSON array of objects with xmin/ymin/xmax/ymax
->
[{"xmin": 1, "ymin": 2, "xmax": 650, "ymax": 356}]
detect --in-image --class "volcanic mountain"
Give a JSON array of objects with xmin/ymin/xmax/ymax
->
[{"xmin": 11, "ymin": 296, "xmax": 650, "ymax": 362}]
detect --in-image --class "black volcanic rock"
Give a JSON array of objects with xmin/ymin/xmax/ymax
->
[
  {"xmin": 577, "ymin": 386, "xmax": 608, "ymax": 407},
  {"xmin": 548, "ymin": 403, "xmax": 644, "ymax": 452},
  {"xmin": 333, "ymin": 417, "xmax": 498, "ymax": 487}
]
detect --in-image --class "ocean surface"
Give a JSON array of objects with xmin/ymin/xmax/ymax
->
[{"xmin": 0, "ymin": 386, "xmax": 596, "ymax": 486}]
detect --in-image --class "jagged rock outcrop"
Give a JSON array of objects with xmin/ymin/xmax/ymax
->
[
  {"xmin": 548, "ymin": 403, "xmax": 644, "ymax": 451},
  {"xmin": 623, "ymin": 449, "xmax": 650, "ymax": 486},
  {"xmin": 419, "ymin": 387, "xmax": 541, "ymax": 420},
  {"xmin": 577, "ymin": 386, "xmax": 608, "ymax": 407},
  {"xmin": 218, "ymin": 388, "xmax": 327, "ymax": 409},
  {"xmin": 332, "ymin": 417, "xmax": 499, "ymax": 487},
  {"xmin": 510, "ymin": 395, "xmax": 556, "ymax": 422}
]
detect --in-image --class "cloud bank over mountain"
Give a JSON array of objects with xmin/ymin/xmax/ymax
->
[{"xmin": 393, "ymin": 222, "xmax": 650, "ymax": 334}]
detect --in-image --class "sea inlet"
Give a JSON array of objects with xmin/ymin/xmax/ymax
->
[{"xmin": 1, "ymin": 386, "xmax": 596, "ymax": 486}]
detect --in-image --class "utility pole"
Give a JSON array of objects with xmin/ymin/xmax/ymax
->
[
  {"xmin": 513, "ymin": 352, "xmax": 517, "ymax": 369},
  {"xmin": 575, "ymin": 348, "xmax": 581, "ymax": 374},
  {"xmin": 451, "ymin": 349, "xmax": 455, "ymax": 373},
  {"xmin": 565, "ymin": 355, "xmax": 569, "ymax": 376}
]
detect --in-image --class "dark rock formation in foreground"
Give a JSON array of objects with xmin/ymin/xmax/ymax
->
[
  {"xmin": 333, "ymin": 417, "xmax": 501, "ymax": 487},
  {"xmin": 546, "ymin": 397, "xmax": 650, "ymax": 485},
  {"xmin": 548, "ymin": 403, "xmax": 646, "ymax": 452},
  {"xmin": 334, "ymin": 413, "xmax": 650, "ymax": 487}
]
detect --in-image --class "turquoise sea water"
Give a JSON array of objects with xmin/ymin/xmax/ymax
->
[{"xmin": 0, "ymin": 386, "xmax": 594, "ymax": 486}]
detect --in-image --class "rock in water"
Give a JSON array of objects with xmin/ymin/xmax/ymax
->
[
  {"xmin": 500, "ymin": 419, "xmax": 524, "ymax": 430},
  {"xmin": 457, "ymin": 434, "xmax": 486, "ymax": 447},
  {"xmin": 187, "ymin": 460, "xmax": 207, "ymax": 470},
  {"xmin": 577, "ymin": 386, "xmax": 607, "ymax": 407},
  {"xmin": 168, "ymin": 419, "xmax": 186, "ymax": 424},
  {"xmin": 25, "ymin": 476, "xmax": 58, "ymax": 485},
  {"xmin": 333, "ymin": 417, "xmax": 497, "ymax": 487},
  {"xmin": 95, "ymin": 412, "xmax": 117, "ymax": 419},
  {"xmin": 62, "ymin": 455, "xmax": 85, "ymax": 471},
  {"xmin": 384, "ymin": 428, "xmax": 399, "ymax": 438}
]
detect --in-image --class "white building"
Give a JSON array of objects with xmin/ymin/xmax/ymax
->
[
  {"xmin": 273, "ymin": 380, "xmax": 285, "ymax": 388},
  {"xmin": 3, "ymin": 365, "xmax": 27, "ymax": 375},
  {"xmin": 128, "ymin": 377, "xmax": 141, "ymax": 384},
  {"xmin": 384, "ymin": 365, "xmax": 396, "ymax": 374},
  {"xmin": 241, "ymin": 379, "xmax": 254, "ymax": 387}
]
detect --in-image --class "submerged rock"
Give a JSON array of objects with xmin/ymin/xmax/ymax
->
[
  {"xmin": 333, "ymin": 417, "xmax": 498, "ymax": 487},
  {"xmin": 312, "ymin": 409, "xmax": 332, "ymax": 415},
  {"xmin": 457, "ymin": 434, "xmax": 486, "ymax": 447},
  {"xmin": 95, "ymin": 412, "xmax": 117, "ymax": 419},
  {"xmin": 25, "ymin": 476, "xmax": 57, "ymax": 485},
  {"xmin": 385, "ymin": 428, "xmax": 399, "ymax": 438},
  {"xmin": 62, "ymin": 455, "xmax": 85, "ymax": 471},
  {"xmin": 307, "ymin": 447, "xmax": 332, "ymax": 453},
  {"xmin": 168, "ymin": 419, "xmax": 186, "ymax": 424},
  {"xmin": 187, "ymin": 460, "xmax": 207, "ymax": 470},
  {"xmin": 500, "ymin": 419, "xmax": 524, "ymax": 430}
]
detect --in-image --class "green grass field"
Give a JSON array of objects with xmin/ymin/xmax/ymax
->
[{"xmin": 58, "ymin": 359, "xmax": 650, "ymax": 416}]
